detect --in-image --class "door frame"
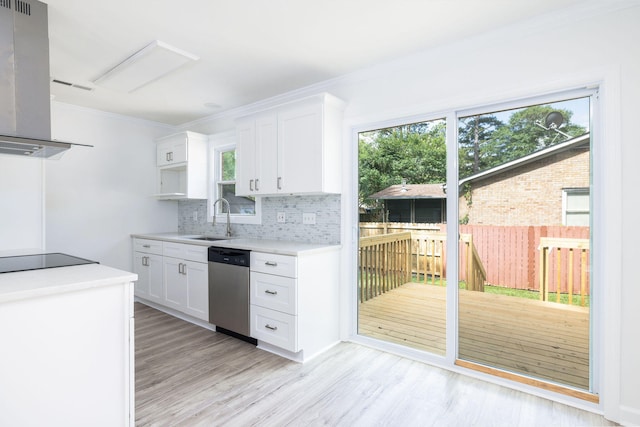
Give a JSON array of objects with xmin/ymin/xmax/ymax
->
[{"xmin": 347, "ymin": 78, "xmax": 620, "ymax": 414}]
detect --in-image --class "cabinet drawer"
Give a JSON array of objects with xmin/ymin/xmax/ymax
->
[
  {"xmin": 163, "ymin": 242, "xmax": 208, "ymax": 263},
  {"xmin": 251, "ymin": 272, "xmax": 296, "ymax": 315},
  {"xmin": 250, "ymin": 252, "xmax": 297, "ymax": 277},
  {"xmin": 250, "ymin": 305, "xmax": 297, "ymax": 352},
  {"xmin": 133, "ymin": 238, "xmax": 163, "ymax": 255}
]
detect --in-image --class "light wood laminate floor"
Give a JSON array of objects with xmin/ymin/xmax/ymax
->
[{"xmin": 135, "ymin": 303, "xmax": 614, "ymax": 427}]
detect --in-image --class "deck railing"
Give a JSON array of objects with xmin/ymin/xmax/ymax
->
[
  {"xmin": 460, "ymin": 233, "xmax": 486, "ymax": 292},
  {"xmin": 412, "ymin": 231, "xmax": 446, "ymax": 286},
  {"xmin": 358, "ymin": 232, "xmax": 412, "ymax": 302},
  {"xmin": 539, "ymin": 237, "xmax": 590, "ymax": 306},
  {"xmin": 359, "ymin": 231, "xmax": 487, "ymax": 302}
]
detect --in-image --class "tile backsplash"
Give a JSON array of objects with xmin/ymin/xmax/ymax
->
[{"xmin": 178, "ymin": 194, "xmax": 341, "ymax": 245}]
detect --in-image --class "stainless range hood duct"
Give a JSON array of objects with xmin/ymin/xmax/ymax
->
[{"xmin": 0, "ymin": 0, "xmax": 90, "ymax": 159}]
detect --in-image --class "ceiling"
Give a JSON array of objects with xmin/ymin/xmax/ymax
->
[{"xmin": 42, "ymin": 0, "xmax": 591, "ymax": 126}]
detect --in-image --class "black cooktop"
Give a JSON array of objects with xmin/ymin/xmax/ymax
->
[{"xmin": 0, "ymin": 253, "xmax": 98, "ymax": 274}]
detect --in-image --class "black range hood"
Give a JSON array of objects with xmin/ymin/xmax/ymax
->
[{"xmin": 0, "ymin": 0, "xmax": 91, "ymax": 159}]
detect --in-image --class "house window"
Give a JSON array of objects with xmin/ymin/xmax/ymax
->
[
  {"xmin": 415, "ymin": 199, "xmax": 444, "ymax": 223},
  {"xmin": 563, "ymin": 188, "xmax": 589, "ymax": 226},
  {"xmin": 386, "ymin": 200, "xmax": 412, "ymax": 222},
  {"xmin": 211, "ymin": 144, "xmax": 261, "ymax": 224}
]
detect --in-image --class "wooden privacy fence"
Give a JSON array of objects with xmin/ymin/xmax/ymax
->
[
  {"xmin": 539, "ymin": 237, "xmax": 590, "ymax": 306},
  {"xmin": 458, "ymin": 224, "xmax": 590, "ymax": 294},
  {"xmin": 359, "ymin": 232, "xmax": 412, "ymax": 302},
  {"xmin": 360, "ymin": 223, "xmax": 590, "ymax": 294}
]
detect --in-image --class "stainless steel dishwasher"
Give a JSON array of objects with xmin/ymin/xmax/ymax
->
[{"xmin": 208, "ymin": 247, "xmax": 256, "ymax": 344}]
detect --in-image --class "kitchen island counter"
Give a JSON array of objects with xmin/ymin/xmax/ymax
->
[
  {"xmin": 0, "ymin": 262, "xmax": 137, "ymax": 303},
  {"xmin": 0, "ymin": 262, "xmax": 136, "ymax": 426}
]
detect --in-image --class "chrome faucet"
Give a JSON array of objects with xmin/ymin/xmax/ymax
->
[{"xmin": 212, "ymin": 197, "xmax": 232, "ymax": 237}]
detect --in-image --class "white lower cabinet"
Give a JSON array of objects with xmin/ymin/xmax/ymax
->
[
  {"xmin": 249, "ymin": 248, "xmax": 340, "ymax": 362},
  {"xmin": 133, "ymin": 238, "xmax": 164, "ymax": 305},
  {"xmin": 133, "ymin": 252, "xmax": 163, "ymax": 303},
  {"xmin": 133, "ymin": 238, "xmax": 209, "ymax": 322},
  {"xmin": 163, "ymin": 257, "xmax": 208, "ymax": 321}
]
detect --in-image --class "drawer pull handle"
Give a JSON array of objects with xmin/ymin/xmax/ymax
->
[
  {"xmin": 142, "ymin": 244, "xmax": 151, "ymax": 248},
  {"xmin": 265, "ymin": 324, "xmax": 278, "ymax": 331},
  {"xmin": 265, "ymin": 261, "xmax": 278, "ymax": 267},
  {"xmin": 265, "ymin": 289, "xmax": 278, "ymax": 295}
]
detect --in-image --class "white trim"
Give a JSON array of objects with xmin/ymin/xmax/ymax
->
[
  {"xmin": 594, "ymin": 67, "xmax": 623, "ymax": 424},
  {"xmin": 445, "ymin": 110, "xmax": 459, "ymax": 366}
]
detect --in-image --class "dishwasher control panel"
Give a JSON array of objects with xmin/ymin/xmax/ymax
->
[{"xmin": 208, "ymin": 247, "xmax": 250, "ymax": 266}]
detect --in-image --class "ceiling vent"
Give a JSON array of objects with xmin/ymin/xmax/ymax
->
[{"xmin": 52, "ymin": 78, "xmax": 94, "ymax": 92}]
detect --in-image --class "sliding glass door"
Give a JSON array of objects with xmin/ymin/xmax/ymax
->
[
  {"xmin": 456, "ymin": 95, "xmax": 593, "ymax": 391},
  {"xmin": 357, "ymin": 118, "xmax": 447, "ymax": 355},
  {"xmin": 355, "ymin": 90, "xmax": 596, "ymax": 394}
]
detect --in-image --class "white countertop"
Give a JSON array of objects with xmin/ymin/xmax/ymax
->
[
  {"xmin": 132, "ymin": 232, "xmax": 341, "ymax": 256},
  {"xmin": 0, "ymin": 263, "xmax": 137, "ymax": 304}
]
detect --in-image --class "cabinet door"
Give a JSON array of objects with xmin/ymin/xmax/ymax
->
[
  {"xmin": 163, "ymin": 257, "xmax": 186, "ymax": 310},
  {"xmin": 255, "ymin": 113, "xmax": 278, "ymax": 194},
  {"xmin": 277, "ymin": 103, "xmax": 323, "ymax": 194},
  {"xmin": 157, "ymin": 134, "xmax": 188, "ymax": 166},
  {"xmin": 133, "ymin": 252, "xmax": 150, "ymax": 299},
  {"xmin": 147, "ymin": 254, "xmax": 164, "ymax": 304},
  {"xmin": 184, "ymin": 261, "xmax": 209, "ymax": 321},
  {"xmin": 235, "ymin": 118, "xmax": 256, "ymax": 196}
]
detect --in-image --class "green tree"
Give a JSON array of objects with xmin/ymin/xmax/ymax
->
[
  {"xmin": 359, "ymin": 121, "xmax": 446, "ymax": 208},
  {"xmin": 458, "ymin": 114, "xmax": 504, "ymax": 178},
  {"xmin": 487, "ymin": 106, "xmax": 586, "ymax": 166}
]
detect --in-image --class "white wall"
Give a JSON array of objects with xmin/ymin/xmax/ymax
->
[
  {"xmin": 46, "ymin": 103, "xmax": 179, "ymax": 270},
  {"xmin": 0, "ymin": 156, "xmax": 44, "ymax": 252},
  {"xmin": 186, "ymin": 3, "xmax": 640, "ymax": 425},
  {"xmin": 332, "ymin": 5, "xmax": 638, "ymax": 424}
]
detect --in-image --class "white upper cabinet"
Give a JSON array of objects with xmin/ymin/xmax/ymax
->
[
  {"xmin": 157, "ymin": 133, "xmax": 188, "ymax": 166},
  {"xmin": 235, "ymin": 93, "xmax": 345, "ymax": 197},
  {"xmin": 236, "ymin": 113, "xmax": 278, "ymax": 196},
  {"xmin": 154, "ymin": 131, "xmax": 208, "ymax": 200}
]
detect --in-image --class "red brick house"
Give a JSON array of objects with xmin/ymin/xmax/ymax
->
[
  {"xmin": 459, "ymin": 133, "xmax": 590, "ymax": 226},
  {"xmin": 368, "ymin": 133, "xmax": 590, "ymax": 226}
]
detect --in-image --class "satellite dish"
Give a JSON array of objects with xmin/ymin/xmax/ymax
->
[{"xmin": 544, "ymin": 111, "xmax": 565, "ymax": 129}]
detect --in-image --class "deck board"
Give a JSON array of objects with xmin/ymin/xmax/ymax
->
[{"xmin": 358, "ymin": 282, "xmax": 589, "ymax": 389}]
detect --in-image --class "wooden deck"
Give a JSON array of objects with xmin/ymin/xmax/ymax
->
[{"xmin": 358, "ymin": 282, "xmax": 590, "ymax": 390}]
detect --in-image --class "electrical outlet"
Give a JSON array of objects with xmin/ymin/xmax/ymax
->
[
  {"xmin": 277, "ymin": 212, "xmax": 286, "ymax": 223},
  {"xmin": 193, "ymin": 211, "xmax": 198, "ymax": 221},
  {"xmin": 302, "ymin": 213, "xmax": 316, "ymax": 225}
]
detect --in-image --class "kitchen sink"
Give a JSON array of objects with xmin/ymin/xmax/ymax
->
[{"xmin": 188, "ymin": 236, "xmax": 227, "ymax": 241}]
